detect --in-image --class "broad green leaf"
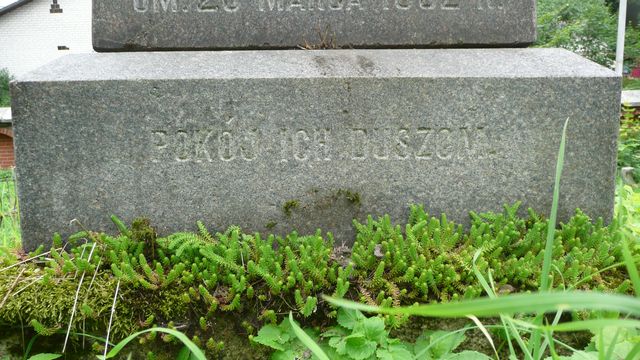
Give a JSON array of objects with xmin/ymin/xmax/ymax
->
[
  {"xmin": 334, "ymin": 337, "xmax": 348, "ymax": 355},
  {"xmin": 321, "ymin": 326, "xmax": 348, "ymax": 339},
  {"xmin": 337, "ymin": 308, "xmax": 365, "ymax": 330},
  {"xmin": 418, "ymin": 330, "xmax": 466, "ymax": 358},
  {"xmin": 437, "ymin": 331, "xmax": 466, "ymax": 356},
  {"xmin": 328, "ymin": 335, "xmax": 343, "ymax": 349},
  {"xmin": 344, "ymin": 334, "xmax": 377, "ymax": 360},
  {"xmin": 27, "ymin": 355, "xmax": 62, "ymax": 360},
  {"xmin": 272, "ymin": 350, "xmax": 296, "ymax": 360},
  {"xmin": 362, "ymin": 316, "xmax": 386, "ymax": 343},
  {"xmin": 252, "ymin": 324, "xmax": 288, "ymax": 351},
  {"xmin": 279, "ymin": 318, "xmax": 296, "ymax": 339},
  {"xmin": 593, "ymin": 327, "xmax": 639, "ymax": 359},
  {"xmin": 376, "ymin": 344, "xmax": 413, "ymax": 360}
]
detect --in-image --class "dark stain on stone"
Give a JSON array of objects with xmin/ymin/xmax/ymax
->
[
  {"xmin": 336, "ymin": 189, "xmax": 362, "ymax": 207},
  {"xmin": 356, "ymin": 55, "xmax": 377, "ymax": 75}
]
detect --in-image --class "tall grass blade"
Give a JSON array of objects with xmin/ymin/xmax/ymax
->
[
  {"xmin": 544, "ymin": 330, "xmax": 560, "ymax": 360},
  {"xmin": 103, "ymin": 280, "xmax": 120, "ymax": 358},
  {"xmin": 603, "ymin": 328, "xmax": 622, "ymax": 360},
  {"xmin": 538, "ymin": 319, "xmax": 640, "ymax": 332},
  {"xmin": 616, "ymin": 177, "xmax": 640, "ymax": 295},
  {"xmin": 472, "ymin": 250, "xmax": 528, "ymax": 358},
  {"xmin": 466, "ymin": 315, "xmax": 499, "ymax": 359},
  {"xmin": 289, "ymin": 312, "xmax": 330, "ymax": 360},
  {"xmin": 97, "ymin": 327, "xmax": 206, "ymax": 360},
  {"xmin": 533, "ymin": 118, "xmax": 569, "ymax": 359},
  {"xmin": 622, "ymin": 240, "xmax": 640, "ymax": 297},
  {"xmin": 323, "ymin": 292, "xmax": 640, "ymax": 318},
  {"xmin": 541, "ymin": 118, "xmax": 568, "ymax": 292}
]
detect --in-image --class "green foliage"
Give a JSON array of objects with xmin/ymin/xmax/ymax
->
[
  {"xmin": 536, "ymin": 0, "xmax": 640, "ymax": 67},
  {"xmin": 624, "ymin": 77, "xmax": 640, "ymax": 90},
  {"xmin": 620, "ymin": 105, "xmax": 640, "ymax": 184},
  {"xmin": 30, "ymin": 320, "xmax": 60, "ymax": 337},
  {"xmin": 250, "ymin": 317, "xmax": 320, "ymax": 359},
  {"xmin": 323, "ymin": 125, "xmax": 640, "ymax": 360},
  {"xmin": 322, "ymin": 309, "xmax": 413, "ymax": 360},
  {"xmin": 0, "ymin": 169, "xmax": 20, "ymax": 253},
  {"xmin": 257, "ymin": 309, "xmax": 490, "ymax": 360},
  {"xmin": 617, "ymin": 183, "xmax": 640, "ymax": 238},
  {"xmin": 581, "ymin": 326, "xmax": 640, "ymax": 360},
  {"xmin": 414, "ymin": 330, "xmax": 492, "ymax": 360},
  {"xmin": 0, "ymin": 195, "xmax": 637, "ymax": 358},
  {"xmin": 350, "ymin": 203, "xmax": 630, "ymax": 307},
  {"xmin": 0, "ymin": 68, "xmax": 12, "ymax": 107}
]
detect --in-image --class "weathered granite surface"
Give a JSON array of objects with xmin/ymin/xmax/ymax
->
[
  {"xmin": 93, "ymin": 0, "xmax": 536, "ymax": 51},
  {"xmin": 12, "ymin": 49, "xmax": 620, "ymax": 250}
]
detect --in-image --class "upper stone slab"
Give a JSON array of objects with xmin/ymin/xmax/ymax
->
[{"xmin": 92, "ymin": 0, "xmax": 536, "ymax": 51}]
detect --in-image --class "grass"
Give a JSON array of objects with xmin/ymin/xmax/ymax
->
[
  {"xmin": 617, "ymin": 182, "xmax": 640, "ymax": 238},
  {"xmin": 0, "ymin": 169, "xmax": 20, "ymax": 252},
  {"xmin": 313, "ymin": 121, "xmax": 640, "ymax": 360},
  {"xmin": 624, "ymin": 77, "xmax": 640, "ymax": 91}
]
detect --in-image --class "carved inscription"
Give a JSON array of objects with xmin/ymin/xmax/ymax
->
[
  {"xmin": 150, "ymin": 125, "xmax": 497, "ymax": 163},
  {"xmin": 279, "ymin": 128, "xmax": 332, "ymax": 162},
  {"xmin": 132, "ymin": 0, "xmax": 505, "ymax": 12},
  {"xmin": 347, "ymin": 126, "xmax": 495, "ymax": 161},
  {"xmin": 151, "ymin": 129, "xmax": 260, "ymax": 162}
]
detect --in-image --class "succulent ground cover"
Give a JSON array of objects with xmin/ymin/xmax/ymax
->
[{"xmin": 0, "ymin": 200, "xmax": 635, "ymax": 359}]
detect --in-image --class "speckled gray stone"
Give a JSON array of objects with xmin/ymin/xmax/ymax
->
[
  {"xmin": 93, "ymin": 0, "xmax": 536, "ymax": 51},
  {"xmin": 11, "ymin": 49, "xmax": 620, "ymax": 251}
]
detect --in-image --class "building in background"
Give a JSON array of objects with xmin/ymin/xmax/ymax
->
[
  {"xmin": 0, "ymin": 0, "xmax": 92, "ymax": 168},
  {"xmin": 0, "ymin": 0, "xmax": 92, "ymax": 76}
]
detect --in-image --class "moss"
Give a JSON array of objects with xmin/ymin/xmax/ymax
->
[
  {"xmin": 131, "ymin": 217, "xmax": 158, "ymax": 259},
  {"xmin": 264, "ymin": 221, "xmax": 277, "ymax": 230},
  {"xmin": 336, "ymin": 189, "xmax": 361, "ymax": 206},
  {"xmin": 282, "ymin": 200, "xmax": 299, "ymax": 217}
]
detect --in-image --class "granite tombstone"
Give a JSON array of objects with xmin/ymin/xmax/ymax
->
[
  {"xmin": 11, "ymin": 49, "xmax": 620, "ymax": 251},
  {"xmin": 93, "ymin": 0, "xmax": 537, "ymax": 51}
]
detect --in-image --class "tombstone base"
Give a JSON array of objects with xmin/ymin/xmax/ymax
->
[{"xmin": 11, "ymin": 49, "xmax": 620, "ymax": 250}]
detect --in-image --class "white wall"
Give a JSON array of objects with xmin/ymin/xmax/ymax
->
[{"xmin": 0, "ymin": 0, "xmax": 93, "ymax": 76}]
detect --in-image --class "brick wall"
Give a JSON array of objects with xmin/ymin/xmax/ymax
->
[
  {"xmin": 0, "ymin": 128, "xmax": 14, "ymax": 169},
  {"xmin": 0, "ymin": 0, "xmax": 93, "ymax": 76}
]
